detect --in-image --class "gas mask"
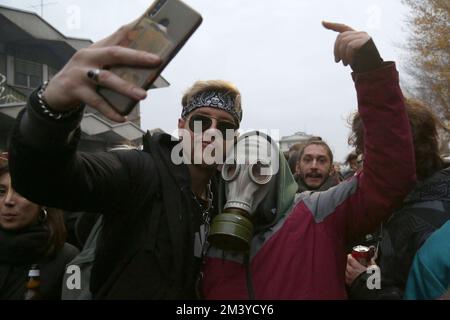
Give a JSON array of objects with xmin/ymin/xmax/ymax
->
[{"xmin": 208, "ymin": 131, "xmax": 279, "ymax": 252}]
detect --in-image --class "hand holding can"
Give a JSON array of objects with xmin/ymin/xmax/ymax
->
[{"xmin": 351, "ymin": 245, "xmax": 375, "ymax": 267}]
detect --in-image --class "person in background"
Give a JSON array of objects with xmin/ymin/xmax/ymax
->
[
  {"xmin": 295, "ymin": 138, "xmax": 339, "ymax": 192},
  {"xmin": 341, "ymin": 151, "xmax": 358, "ymax": 179},
  {"xmin": 345, "ymin": 98, "xmax": 450, "ymax": 299},
  {"xmin": 287, "ymin": 143, "xmax": 305, "ymax": 175},
  {"xmin": 0, "ymin": 152, "xmax": 78, "ymax": 299},
  {"xmin": 332, "ymin": 162, "xmax": 344, "ymax": 181},
  {"xmin": 404, "ymin": 220, "xmax": 450, "ymax": 300}
]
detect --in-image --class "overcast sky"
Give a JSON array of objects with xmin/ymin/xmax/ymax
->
[{"xmin": 1, "ymin": 0, "xmax": 412, "ymax": 161}]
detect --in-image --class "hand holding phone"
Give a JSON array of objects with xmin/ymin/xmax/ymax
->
[
  {"xmin": 98, "ymin": 0, "xmax": 203, "ymax": 115},
  {"xmin": 42, "ymin": 0, "xmax": 201, "ymax": 123}
]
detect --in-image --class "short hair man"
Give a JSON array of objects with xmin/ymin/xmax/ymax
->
[{"xmin": 295, "ymin": 139, "xmax": 339, "ymax": 192}]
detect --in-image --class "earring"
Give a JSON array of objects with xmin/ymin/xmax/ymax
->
[{"xmin": 39, "ymin": 208, "xmax": 48, "ymax": 223}]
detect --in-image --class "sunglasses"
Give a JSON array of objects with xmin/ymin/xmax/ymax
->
[{"xmin": 188, "ymin": 114, "xmax": 237, "ymax": 140}]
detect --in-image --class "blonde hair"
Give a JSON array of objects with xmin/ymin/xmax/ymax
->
[{"xmin": 182, "ymin": 80, "xmax": 242, "ymax": 124}]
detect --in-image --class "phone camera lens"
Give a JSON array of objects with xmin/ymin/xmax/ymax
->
[{"xmin": 159, "ymin": 18, "xmax": 170, "ymax": 27}]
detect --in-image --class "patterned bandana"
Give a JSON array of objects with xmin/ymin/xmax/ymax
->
[{"xmin": 182, "ymin": 90, "xmax": 242, "ymax": 125}]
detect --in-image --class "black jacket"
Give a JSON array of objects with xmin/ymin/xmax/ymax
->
[
  {"xmin": 348, "ymin": 166, "xmax": 450, "ymax": 299},
  {"xmin": 9, "ymin": 92, "xmax": 216, "ymax": 299},
  {"xmin": 0, "ymin": 243, "xmax": 78, "ymax": 300}
]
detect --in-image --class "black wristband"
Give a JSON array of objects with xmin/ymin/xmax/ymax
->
[{"xmin": 351, "ymin": 38, "xmax": 384, "ymax": 73}]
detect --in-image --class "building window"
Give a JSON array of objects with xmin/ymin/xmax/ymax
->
[
  {"xmin": 48, "ymin": 65, "xmax": 58, "ymax": 80},
  {"xmin": 14, "ymin": 58, "xmax": 42, "ymax": 88}
]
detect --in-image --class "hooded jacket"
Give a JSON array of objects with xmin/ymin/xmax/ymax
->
[{"xmin": 201, "ymin": 62, "xmax": 416, "ymax": 299}]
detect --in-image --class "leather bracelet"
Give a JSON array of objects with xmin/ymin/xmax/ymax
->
[{"xmin": 36, "ymin": 81, "xmax": 81, "ymax": 120}]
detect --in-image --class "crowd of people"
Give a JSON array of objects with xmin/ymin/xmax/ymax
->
[{"xmin": 0, "ymin": 16, "xmax": 449, "ymax": 300}]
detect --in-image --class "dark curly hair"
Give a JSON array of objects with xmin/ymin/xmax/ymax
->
[{"xmin": 349, "ymin": 98, "xmax": 444, "ymax": 181}]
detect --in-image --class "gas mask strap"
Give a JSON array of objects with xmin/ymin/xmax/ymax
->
[{"xmin": 244, "ymin": 254, "xmax": 255, "ymax": 300}]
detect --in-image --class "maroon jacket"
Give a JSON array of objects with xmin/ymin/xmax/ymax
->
[{"xmin": 201, "ymin": 63, "xmax": 416, "ymax": 299}]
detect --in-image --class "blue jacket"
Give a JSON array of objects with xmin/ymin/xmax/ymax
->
[{"xmin": 404, "ymin": 220, "xmax": 450, "ymax": 300}]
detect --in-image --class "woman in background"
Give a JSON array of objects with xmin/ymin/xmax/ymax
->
[{"xmin": 0, "ymin": 152, "xmax": 78, "ymax": 299}]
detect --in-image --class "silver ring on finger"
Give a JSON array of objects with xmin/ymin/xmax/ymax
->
[{"xmin": 87, "ymin": 68, "xmax": 101, "ymax": 82}]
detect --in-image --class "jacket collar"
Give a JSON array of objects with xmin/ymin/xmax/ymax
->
[{"xmin": 143, "ymin": 131, "xmax": 191, "ymax": 191}]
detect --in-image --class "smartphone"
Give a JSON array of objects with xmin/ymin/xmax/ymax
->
[{"xmin": 98, "ymin": 0, "xmax": 202, "ymax": 115}]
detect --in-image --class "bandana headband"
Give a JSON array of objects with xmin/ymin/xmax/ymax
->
[{"xmin": 182, "ymin": 90, "xmax": 242, "ymax": 125}]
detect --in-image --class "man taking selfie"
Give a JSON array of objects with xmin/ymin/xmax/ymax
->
[{"xmin": 7, "ymin": 18, "xmax": 242, "ymax": 299}]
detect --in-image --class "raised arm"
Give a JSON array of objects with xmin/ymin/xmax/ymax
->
[
  {"xmin": 8, "ymin": 20, "xmax": 161, "ymax": 213},
  {"xmin": 309, "ymin": 22, "xmax": 416, "ymax": 243}
]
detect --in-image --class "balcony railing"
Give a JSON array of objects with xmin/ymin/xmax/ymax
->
[{"xmin": 0, "ymin": 73, "xmax": 26, "ymax": 104}]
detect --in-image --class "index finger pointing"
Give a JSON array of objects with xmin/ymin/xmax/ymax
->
[{"xmin": 322, "ymin": 21, "xmax": 355, "ymax": 33}]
